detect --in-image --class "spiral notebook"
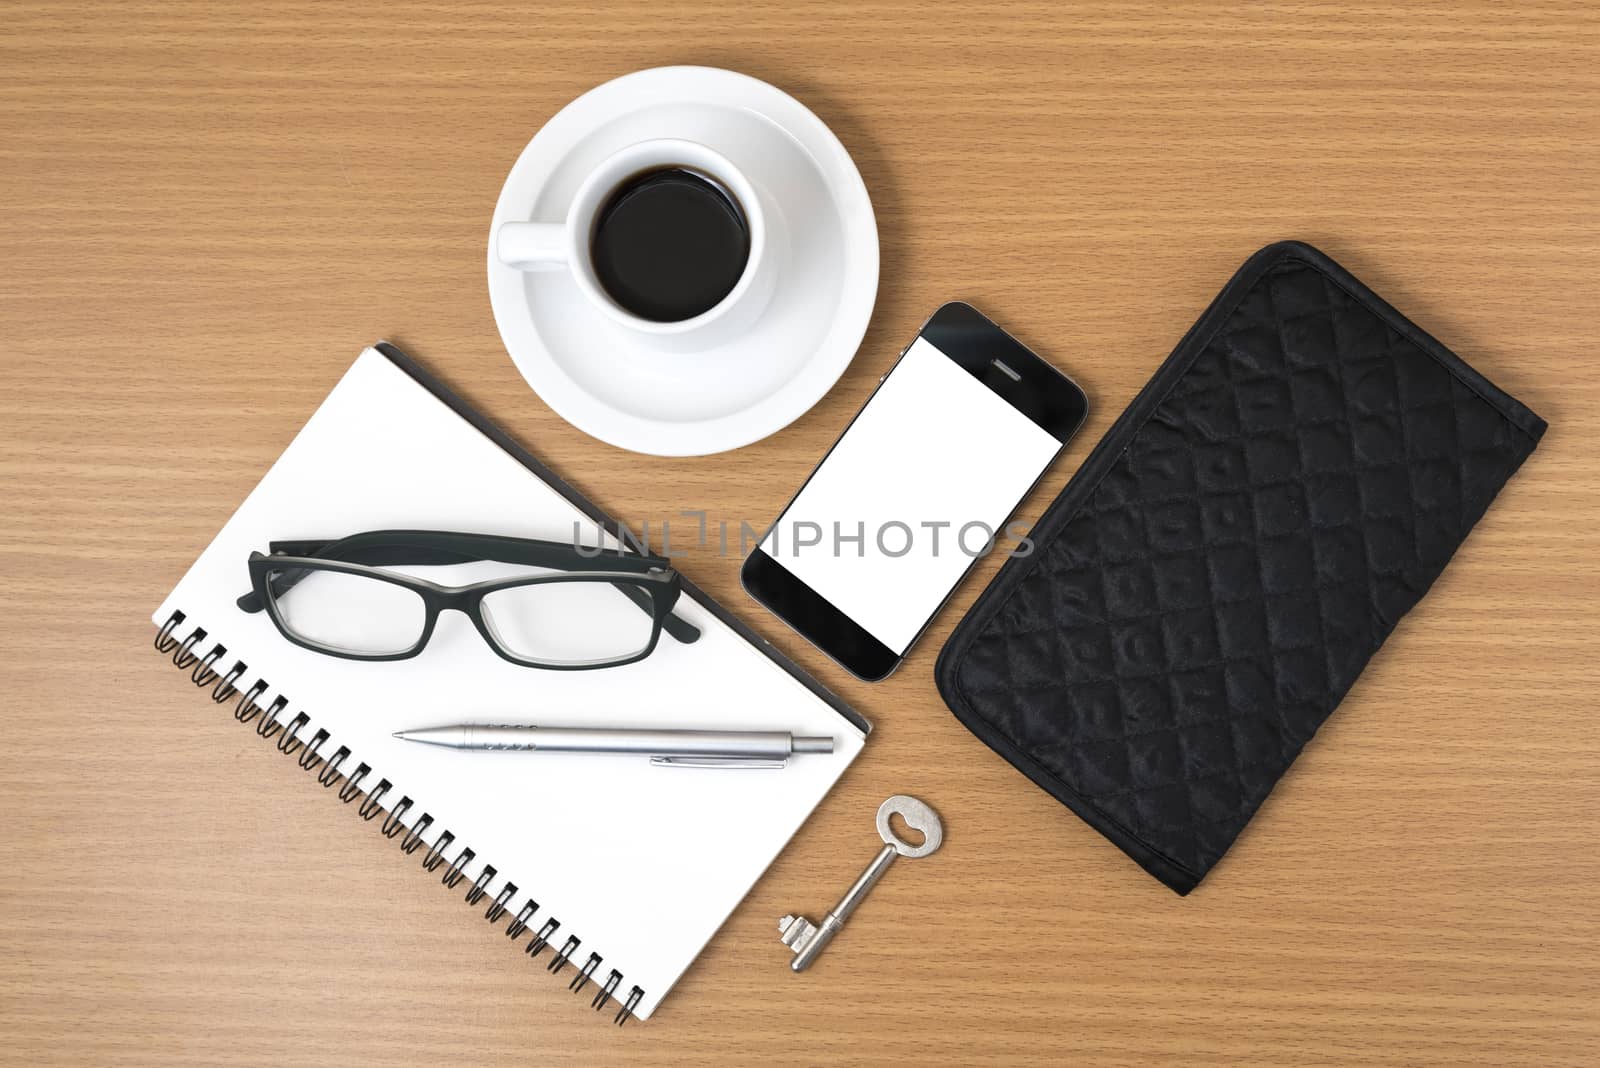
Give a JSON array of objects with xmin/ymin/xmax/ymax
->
[{"xmin": 151, "ymin": 343, "xmax": 869, "ymax": 1024}]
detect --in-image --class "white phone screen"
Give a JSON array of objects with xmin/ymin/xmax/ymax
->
[{"xmin": 761, "ymin": 337, "xmax": 1062, "ymax": 654}]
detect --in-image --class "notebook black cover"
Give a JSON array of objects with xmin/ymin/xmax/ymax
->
[{"xmin": 934, "ymin": 241, "xmax": 1546, "ymax": 894}]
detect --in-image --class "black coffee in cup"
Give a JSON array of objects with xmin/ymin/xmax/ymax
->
[{"xmin": 590, "ymin": 167, "xmax": 750, "ymax": 323}]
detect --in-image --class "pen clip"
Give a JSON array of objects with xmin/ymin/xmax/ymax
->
[{"xmin": 649, "ymin": 756, "xmax": 788, "ymax": 770}]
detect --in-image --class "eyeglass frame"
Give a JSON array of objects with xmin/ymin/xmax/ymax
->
[{"xmin": 236, "ymin": 529, "xmax": 701, "ymax": 669}]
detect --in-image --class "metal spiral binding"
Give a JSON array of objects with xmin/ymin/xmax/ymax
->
[
  {"xmin": 256, "ymin": 695, "xmax": 288, "ymax": 738},
  {"xmin": 153, "ymin": 610, "xmax": 644, "ymax": 1024},
  {"xmin": 318, "ymin": 746, "xmax": 350, "ymax": 788},
  {"xmin": 549, "ymin": 935, "xmax": 581, "ymax": 975},
  {"xmin": 297, "ymin": 728, "xmax": 329, "ymax": 770},
  {"xmin": 592, "ymin": 970, "xmax": 621, "ymax": 1012},
  {"xmin": 192, "ymin": 644, "xmax": 226, "ymax": 688},
  {"xmin": 569, "ymin": 953, "xmax": 600, "ymax": 993},
  {"xmin": 441, "ymin": 847, "xmax": 475, "ymax": 890},
  {"xmin": 527, "ymin": 918, "xmax": 560, "ymax": 960},
  {"xmin": 465, "ymin": 865, "xmax": 497, "ymax": 907},
  {"xmin": 337, "ymin": 763, "xmax": 370, "ymax": 804},
  {"xmin": 212, "ymin": 660, "xmax": 247, "ymax": 704},
  {"xmin": 235, "ymin": 680, "xmax": 269, "ymax": 723},
  {"xmin": 358, "ymin": 779, "xmax": 391, "ymax": 821},
  {"xmin": 277, "ymin": 712, "xmax": 310, "ymax": 754},
  {"xmin": 421, "ymin": 830, "xmax": 455, "ymax": 873},
  {"xmin": 506, "ymin": 900, "xmax": 538, "ymax": 940},
  {"xmin": 484, "ymin": 880, "xmax": 516, "ymax": 922},
  {"xmin": 399, "ymin": 812, "xmax": 433, "ymax": 854},
  {"xmin": 380, "ymin": 796, "xmax": 413, "ymax": 840},
  {"xmin": 615, "ymin": 986, "xmax": 644, "ymax": 1027}
]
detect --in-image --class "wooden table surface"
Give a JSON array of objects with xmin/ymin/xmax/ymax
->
[{"xmin": 3, "ymin": 2, "xmax": 1597, "ymax": 1064}]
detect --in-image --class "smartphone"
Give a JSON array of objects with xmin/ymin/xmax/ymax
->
[{"xmin": 741, "ymin": 302, "xmax": 1088, "ymax": 681}]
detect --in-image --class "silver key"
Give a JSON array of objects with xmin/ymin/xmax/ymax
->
[{"xmin": 779, "ymin": 795, "xmax": 943, "ymax": 971}]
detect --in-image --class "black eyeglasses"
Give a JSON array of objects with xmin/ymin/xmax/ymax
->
[{"xmin": 237, "ymin": 530, "xmax": 701, "ymax": 669}]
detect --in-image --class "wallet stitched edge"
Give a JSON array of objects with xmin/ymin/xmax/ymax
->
[{"xmin": 934, "ymin": 239, "xmax": 1548, "ymax": 894}]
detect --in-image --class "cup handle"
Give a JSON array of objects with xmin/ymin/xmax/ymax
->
[{"xmin": 496, "ymin": 222, "xmax": 568, "ymax": 271}]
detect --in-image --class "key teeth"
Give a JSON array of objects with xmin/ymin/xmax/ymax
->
[{"xmin": 778, "ymin": 914, "xmax": 819, "ymax": 953}]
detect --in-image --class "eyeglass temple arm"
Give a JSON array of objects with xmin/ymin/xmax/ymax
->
[
  {"xmin": 237, "ymin": 539, "xmax": 701, "ymax": 644},
  {"xmin": 603, "ymin": 580, "xmax": 700, "ymax": 644}
]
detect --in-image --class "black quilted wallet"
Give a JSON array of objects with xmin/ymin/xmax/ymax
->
[{"xmin": 935, "ymin": 241, "xmax": 1546, "ymax": 894}]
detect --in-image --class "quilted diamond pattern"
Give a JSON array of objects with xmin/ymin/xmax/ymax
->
[{"xmin": 939, "ymin": 244, "xmax": 1545, "ymax": 893}]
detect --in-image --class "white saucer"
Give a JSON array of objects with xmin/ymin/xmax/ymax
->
[{"xmin": 487, "ymin": 67, "xmax": 879, "ymax": 456}]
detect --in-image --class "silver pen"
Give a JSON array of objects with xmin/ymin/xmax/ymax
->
[{"xmin": 391, "ymin": 723, "xmax": 836, "ymax": 769}]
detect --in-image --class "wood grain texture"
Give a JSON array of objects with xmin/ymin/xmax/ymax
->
[{"xmin": 2, "ymin": 2, "xmax": 1597, "ymax": 1064}]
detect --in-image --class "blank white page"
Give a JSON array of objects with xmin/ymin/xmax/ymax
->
[{"xmin": 153, "ymin": 348, "xmax": 866, "ymax": 1020}]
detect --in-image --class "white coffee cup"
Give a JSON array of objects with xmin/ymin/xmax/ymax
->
[{"xmin": 495, "ymin": 139, "xmax": 775, "ymax": 351}]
